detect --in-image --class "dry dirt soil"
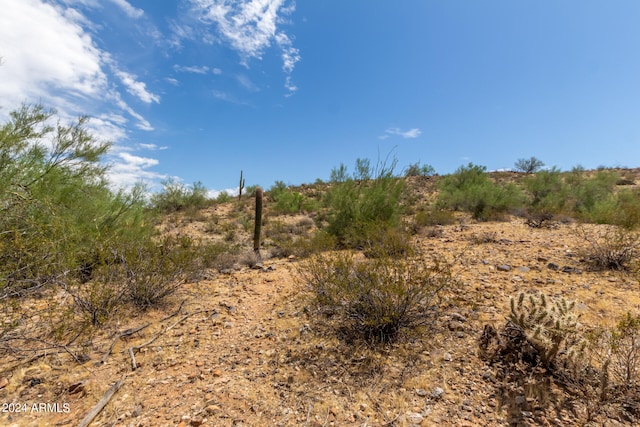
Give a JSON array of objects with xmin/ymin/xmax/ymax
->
[{"xmin": 1, "ymin": 193, "xmax": 640, "ymax": 426}]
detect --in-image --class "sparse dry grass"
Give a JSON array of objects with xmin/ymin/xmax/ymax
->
[{"xmin": 3, "ymin": 175, "xmax": 640, "ymax": 426}]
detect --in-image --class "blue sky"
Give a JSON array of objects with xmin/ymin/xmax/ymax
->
[{"xmin": 1, "ymin": 0, "xmax": 639, "ymax": 194}]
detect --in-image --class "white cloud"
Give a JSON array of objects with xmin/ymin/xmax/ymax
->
[
  {"xmin": 166, "ymin": 77, "xmax": 180, "ymax": 86},
  {"xmin": 0, "ymin": 0, "xmax": 155, "ymax": 136},
  {"xmin": 212, "ymin": 90, "xmax": 250, "ymax": 106},
  {"xmin": 139, "ymin": 143, "xmax": 168, "ymax": 150},
  {"xmin": 107, "ymin": 150, "xmax": 166, "ymax": 189},
  {"xmin": 174, "ymin": 64, "xmax": 210, "ymax": 74},
  {"xmin": 381, "ymin": 127, "xmax": 422, "ymax": 139},
  {"xmin": 0, "ymin": 0, "xmax": 107, "ymax": 108},
  {"xmin": 185, "ymin": 0, "xmax": 299, "ymax": 93},
  {"xmin": 118, "ymin": 152, "xmax": 159, "ymax": 168},
  {"xmin": 236, "ymin": 74, "xmax": 259, "ymax": 92},
  {"xmin": 212, "ymin": 67, "xmax": 223, "ymax": 75},
  {"xmin": 109, "ymin": 0, "xmax": 143, "ymax": 19},
  {"xmin": 208, "ymin": 188, "xmax": 239, "ymax": 199},
  {"xmin": 113, "ymin": 69, "xmax": 160, "ymax": 104}
]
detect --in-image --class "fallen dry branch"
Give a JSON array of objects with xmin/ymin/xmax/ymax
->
[
  {"xmin": 101, "ymin": 323, "xmax": 151, "ymax": 364},
  {"xmin": 78, "ymin": 378, "xmax": 124, "ymax": 427}
]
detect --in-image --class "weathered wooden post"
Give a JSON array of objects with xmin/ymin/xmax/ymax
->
[{"xmin": 253, "ymin": 187, "xmax": 263, "ymax": 255}]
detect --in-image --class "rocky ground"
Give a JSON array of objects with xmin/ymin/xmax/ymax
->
[{"xmin": 2, "ymin": 204, "xmax": 640, "ymax": 426}]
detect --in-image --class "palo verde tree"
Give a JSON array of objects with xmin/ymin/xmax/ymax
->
[{"xmin": 0, "ymin": 104, "xmax": 150, "ymax": 296}]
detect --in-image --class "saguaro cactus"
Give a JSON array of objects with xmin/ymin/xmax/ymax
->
[
  {"xmin": 253, "ymin": 187, "xmax": 263, "ymax": 254},
  {"xmin": 238, "ymin": 170, "xmax": 245, "ymax": 200}
]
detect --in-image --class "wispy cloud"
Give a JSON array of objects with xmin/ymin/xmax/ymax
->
[
  {"xmin": 113, "ymin": 69, "xmax": 160, "ymax": 104},
  {"xmin": 236, "ymin": 74, "xmax": 259, "ymax": 92},
  {"xmin": 212, "ymin": 90, "xmax": 251, "ymax": 106},
  {"xmin": 380, "ymin": 127, "xmax": 422, "ymax": 139},
  {"xmin": 139, "ymin": 143, "xmax": 169, "ymax": 150},
  {"xmin": 184, "ymin": 0, "xmax": 299, "ymax": 94},
  {"xmin": 174, "ymin": 64, "xmax": 210, "ymax": 74},
  {"xmin": 109, "ymin": 0, "xmax": 144, "ymax": 19}
]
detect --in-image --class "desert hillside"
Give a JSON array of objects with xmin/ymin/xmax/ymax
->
[{"xmin": 2, "ymin": 168, "xmax": 640, "ymax": 427}]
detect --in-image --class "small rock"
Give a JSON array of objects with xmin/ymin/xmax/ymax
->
[
  {"xmin": 190, "ymin": 416, "xmax": 204, "ymax": 426},
  {"xmin": 132, "ymin": 404, "xmax": 143, "ymax": 417},
  {"xmin": 497, "ymin": 264, "xmax": 511, "ymax": 272},
  {"xmin": 517, "ymin": 266, "xmax": 530, "ymax": 273},
  {"xmin": 415, "ymin": 388, "xmax": 428, "ymax": 397},
  {"xmin": 547, "ymin": 263, "xmax": 559, "ymax": 271},
  {"xmin": 561, "ymin": 266, "xmax": 582, "ymax": 274},
  {"xmin": 450, "ymin": 312, "xmax": 467, "ymax": 322},
  {"xmin": 448, "ymin": 321, "xmax": 464, "ymax": 331},
  {"xmin": 288, "ymin": 255, "xmax": 296, "ymax": 261},
  {"xmin": 213, "ymin": 369, "xmax": 222, "ymax": 377},
  {"xmin": 406, "ymin": 411, "xmax": 424, "ymax": 424},
  {"xmin": 515, "ymin": 395, "xmax": 526, "ymax": 405},
  {"xmin": 359, "ymin": 403, "xmax": 368, "ymax": 411},
  {"xmin": 443, "ymin": 352, "xmax": 452, "ymax": 361},
  {"xmin": 0, "ymin": 377, "xmax": 9, "ymax": 389},
  {"xmin": 223, "ymin": 322, "xmax": 234, "ymax": 329},
  {"xmin": 205, "ymin": 405, "xmax": 220, "ymax": 415},
  {"xmin": 430, "ymin": 387, "xmax": 444, "ymax": 400}
]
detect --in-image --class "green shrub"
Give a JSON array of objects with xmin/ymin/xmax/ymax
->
[
  {"xmin": 522, "ymin": 167, "xmax": 568, "ymax": 214},
  {"xmin": 415, "ymin": 208, "xmax": 456, "ymax": 227},
  {"xmin": 0, "ymin": 105, "xmax": 152, "ymax": 297},
  {"xmin": 323, "ymin": 158, "xmax": 404, "ymax": 246},
  {"xmin": 151, "ymin": 179, "xmax": 209, "ymax": 213},
  {"xmin": 568, "ymin": 170, "xmax": 619, "ymax": 218},
  {"xmin": 302, "ymin": 252, "xmax": 453, "ymax": 344},
  {"xmin": 350, "ymin": 223, "xmax": 414, "ymax": 259},
  {"xmin": 215, "ymin": 190, "xmax": 233, "ymax": 203},
  {"xmin": 587, "ymin": 189, "xmax": 640, "ymax": 229},
  {"xmin": 405, "ymin": 162, "xmax": 436, "ymax": 177},
  {"xmin": 268, "ymin": 181, "xmax": 319, "ymax": 214},
  {"xmin": 437, "ymin": 163, "xmax": 524, "ymax": 220}
]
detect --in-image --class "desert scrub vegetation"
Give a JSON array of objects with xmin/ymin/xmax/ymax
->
[
  {"xmin": 150, "ymin": 178, "xmax": 209, "ymax": 213},
  {"xmin": 437, "ymin": 163, "xmax": 524, "ymax": 221},
  {"xmin": 0, "ymin": 105, "xmax": 229, "ymax": 336},
  {"xmin": 267, "ymin": 180, "xmax": 320, "ymax": 214},
  {"xmin": 323, "ymin": 157, "xmax": 404, "ymax": 247},
  {"xmin": 0, "ymin": 105, "xmax": 150, "ymax": 297},
  {"xmin": 578, "ymin": 226, "xmax": 639, "ymax": 271},
  {"xmin": 415, "ymin": 207, "xmax": 456, "ymax": 227},
  {"xmin": 301, "ymin": 251, "xmax": 455, "ymax": 344}
]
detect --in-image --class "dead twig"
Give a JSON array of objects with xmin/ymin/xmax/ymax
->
[
  {"xmin": 78, "ymin": 378, "xmax": 124, "ymax": 427},
  {"xmin": 101, "ymin": 323, "xmax": 151, "ymax": 364}
]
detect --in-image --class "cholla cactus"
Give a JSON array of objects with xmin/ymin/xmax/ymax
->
[{"xmin": 509, "ymin": 292, "xmax": 586, "ymax": 368}]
